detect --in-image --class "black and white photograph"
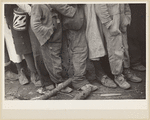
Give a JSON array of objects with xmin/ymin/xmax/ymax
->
[
  {"xmin": 3, "ymin": 3, "xmax": 146, "ymax": 101},
  {"xmin": 2, "ymin": 2, "xmax": 149, "ymax": 119}
]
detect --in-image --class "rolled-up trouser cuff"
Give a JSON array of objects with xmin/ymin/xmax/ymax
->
[{"xmin": 72, "ymin": 76, "xmax": 89, "ymax": 90}]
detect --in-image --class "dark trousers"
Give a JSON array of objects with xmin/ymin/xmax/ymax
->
[
  {"xmin": 41, "ymin": 41, "xmax": 63, "ymax": 84},
  {"xmin": 127, "ymin": 4, "xmax": 146, "ymax": 66},
  {"xmin": 29, "ymin": 26, "xmax": 53, "ymax": 86},
  {"xmin": 29, "ymin": 23, "xmax": 64, "ymax": 85}
]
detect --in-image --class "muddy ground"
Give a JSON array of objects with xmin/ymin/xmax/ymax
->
[{"xmin": 5, "ymin": 59, "xmax": 146, "ymax": 100}]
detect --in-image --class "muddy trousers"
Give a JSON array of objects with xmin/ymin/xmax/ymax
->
[
  {"xmin": 67, "ymin": 26, "xmax": 89, "ymax": 89},
  {"xmin": 102, "ymin": 25, "xmax": 130, "ymax": 75},
  {"xmin": 41, "ymin": 41, "xmax": 63, "ymax": 84}
]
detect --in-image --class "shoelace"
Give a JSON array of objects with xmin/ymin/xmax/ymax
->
[
  {"xmin": 117, "ymin": 74, "xmax": 125, "ymax": 84},
  {"xmin": 102, "ymin": 75, "xmax": 110, "ymax": 84}
]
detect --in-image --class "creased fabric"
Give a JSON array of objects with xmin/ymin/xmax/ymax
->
[{"xmin": 85, "ymin": 4, "xmax": 106, "ymax": 60}]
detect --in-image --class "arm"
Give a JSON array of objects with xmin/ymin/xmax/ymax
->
[
  {"xmin": 95, "ymin": 4, "xmax": 112, "ymax": 28},
  {"xmin": 31, "ymin": 5, "xmax": 54, "ymax": 45},
  {"xmin": 17, "ymin": 4, "xmax": 31, "ymax": 16},
  {"xmin": 50, "ymin": 4, "xmax": 77, "ymax": 17},
  {"xmin": 95, "ymin": 4, "xmax": 121, "ymax": 35},
  {"xmin": 124, "ymin": 4, "xmax": 131, "ymax": 25}
]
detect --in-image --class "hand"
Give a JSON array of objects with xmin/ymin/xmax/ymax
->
[
  {"xmin": 109, "ymin": 22, "xmax": 121, "ymax": 36},
  {"xmin": 120, "ymin": 15, "xmax": 130, "ymax": 33},
  {"xmin": 121, "ymin": 15, "xmax": 129, "ymax": 27},
  {"xmin": 120, "ymin": 26, "xmax": 127, "ymax": 33}
]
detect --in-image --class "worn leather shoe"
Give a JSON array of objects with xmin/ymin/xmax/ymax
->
[
  {"xmin": 31, "ymin": 72, "xmax": 42, "ymax": 87},
  {"xmin": 18, "ymin": 68, "xmax": 29, "ymax": 85},
  {"xmin": 5, "ymin": 71, "xmax": 18, "ymax": 81},
  {"xmin": 114, "ymin": 74, "xmax": 130, "ymax": 89},
  {"xmin": 99, "ymin": 75, "xmax": 117, "ymax": 88},
  {"xmin": 131, "ymin": 64, "xmax": 146, "ymax": 72},
  {"xmin": 123, "ymin": 69, "xmax": 142, "ymax": 83}
]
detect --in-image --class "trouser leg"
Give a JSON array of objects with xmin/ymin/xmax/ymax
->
[
  {"xmin": 24, "ymin": 53, "xmax": 36, "ymax": 73},
  {"xmin": 102, "ymin": 25, "xmax": 124, "ymax": 75},
  {"xmin": 67, "ymin": 26, "xmax": 89, "ymax": 89},
  {"xmin": 41, "ymin": 42, "xmax": 63, "ymax": 84},
  {"xmin": 28, "ymin": 26, "xmax": 47, "ymax": 86},
  {"xmin": 122, "ymin": 31, "xmax": 130, "ymax": 68}
]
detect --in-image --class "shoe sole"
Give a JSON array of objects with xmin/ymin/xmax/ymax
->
[
  {"xmin": 101, "ymin": 83, "xmax": 117, "ymax": 88},
  {"xmin": 128, "ymin": 79, "xmax": 142, "ymax": 83},
  {"xmin": 114, "ymin": 80, "xmax": 131, "ymax": 90},
  {"xmin": 131, "ymin": 68, "xmax": 146, "ymax": 72}
]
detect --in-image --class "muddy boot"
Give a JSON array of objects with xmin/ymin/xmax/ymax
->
[
  {"xmin": 30, "ymin": 72, "xmax": 42, "ymax": 87},
  {"xmin": 18, "ymin": 68, "xmax": 29, "ymax": 85},
  {"xmin": 114, "ymin": 74, "xmax": 130, "ymax": 89},
  {"xmin": 131, "ymin": 64, "xmax": 146, "ymax": 72},
  {"xmin": 5, "ymin": 70, "xmax": 18, "ymax": 81},
  {"xmin": 123, "ymin": 68, "xmax": 142, "ymax": 83},
  {"xmin": 93, "ymin": 61, "xmax": 117, "ymax": 88},
  {"xmin": 100, "ymin": 75, "xmax": 117, "ymax": 88}
]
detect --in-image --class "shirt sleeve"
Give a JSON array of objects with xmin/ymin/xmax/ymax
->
[
  {"xmin": 94, "ymin": 4, "xmax": 112, "ymax": 24},
  {"xmin": 124, "ymin": 4, "xmax": 131, "ymax": 25},
  {"xmin": 17, "ymin": 4, "xmax": 31, "ymax": 16},
  {"xmin": 50, "ymin": 4, "xmax": 77, "ymax": 17},
  {"xmin": 31, "ymin": 5, "xmax": 54, "ymax": 46}
]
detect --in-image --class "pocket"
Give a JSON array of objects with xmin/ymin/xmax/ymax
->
[
  {"xmin": 63, "ymin": 5, "xmax": 84, "ymax": 30},
  {"xmin": 121, "ymin": 14, "xmax": 129, "ymax": 27}
]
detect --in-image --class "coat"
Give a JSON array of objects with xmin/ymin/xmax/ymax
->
[
  {"xmin": 5, "ymin": 4, "xmax": 32, "ymax": 55},
  {"xmin": 31, "ymin": 4, "xmax": 77, "ymax": 46},
  {"xmin": 84, "ymin": 4, "xmax": 106, "ymax": 60},
  {"xmin": 95, "ymin": 4, "xmax": 131, "ymax": 33}
]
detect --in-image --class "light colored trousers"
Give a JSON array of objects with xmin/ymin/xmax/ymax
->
[{"xmin": 102, "ymin": 25, "xmax": 130, "ymax": 75}]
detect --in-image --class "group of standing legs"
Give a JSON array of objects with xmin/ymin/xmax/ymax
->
[{"xmin": 5, "ymin": 4, "xmax": 146, "ymax": 95}]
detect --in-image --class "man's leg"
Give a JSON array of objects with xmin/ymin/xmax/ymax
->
[
  {"xmin": 5, "ymin": 42, "xmax": 18, "ymax": 81},
  {"xmin": 67, "ymin": 29, "xmax": 89, "ymax": 89},
  {"xmin": 122, "ymin": 31, "xmax": 142, "ymax": 83},
  {"xmin": 67, "ymin": 22, "xmax": 98, "ymax": 90},
  {"xmin": 28, "ymin": 26, "xmax": 48, "ymax": 87},
  {"xmin": 127, "ymin": 4, "xmax": 146, "ymax": 71},
  {"xmin": 92, "ymin": 59, "xmax": 117, "ymax": 88},
  {"xmin": 102, "ymin": 25, "xmax": 130, "ymax": 89},
  {"xmin": 41, "ymin": 41, "xmax": 63, "ymax": 85}
]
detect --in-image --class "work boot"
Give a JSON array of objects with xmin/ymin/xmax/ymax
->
[
  {"xmin": 131, "ymin": 64, "xmax": 146, "ymax": 72},
  {"xmin": 114, "ymin": 74, "xmax": 130, "ymax": 89},
  {"xmin": 123, "ymin": 68, "xmax": 142, "ymax": 83},
  {"xmin": 100, "ymin": 75, "xmax": 117, "ymax": 88},
  {"xmin": 92, "ymin": 60, "xmax": 117, "ymax": 88},
  {"xmin": 18, "ymin": 68, "xmax": 29, "ymax": 85},
  {"xmin": 5, "ymin": 70, "xmax": 18, "ymax": 81},
  {"xmin": 30, "ymin": 72, "xmax": 42, "ymax": 87}
]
